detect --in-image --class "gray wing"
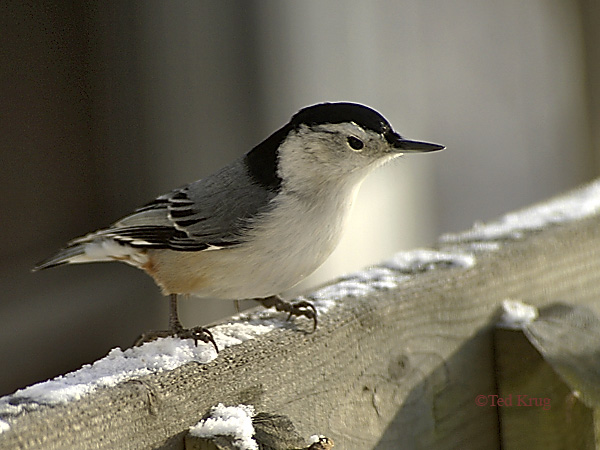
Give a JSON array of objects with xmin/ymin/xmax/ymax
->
[{"xmin": 89, "ymin": 160, "xmax": 277, "ymax": 251}]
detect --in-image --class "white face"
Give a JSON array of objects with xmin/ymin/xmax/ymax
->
[{"xmin": 276, "ymin": 122, "xmax": 401, "ymax": 192}]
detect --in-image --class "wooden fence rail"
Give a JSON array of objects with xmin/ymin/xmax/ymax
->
[{"xmin": 2, "ymin": 181, "xmax": 600, "ymax": 450}]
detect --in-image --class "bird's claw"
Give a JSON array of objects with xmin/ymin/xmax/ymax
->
[
  {"xmin": 134, "ymin": 326, "xmax": 219, "ymax": 353},
  {"xmin": 187, "ymin": 326, "xmax": 219, "ymax": 353},
  {"xmin": 285, "ymin": 300, "xmax": 318, "ymax": 332},
  {"xmin": 256, "ymin": 296, "xmax": 318, "ymax": 332}
]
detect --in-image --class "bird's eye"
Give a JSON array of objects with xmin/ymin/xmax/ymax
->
[{"xmin": 347, "ymin": 136, "xmax": 364, "ymax": 151}]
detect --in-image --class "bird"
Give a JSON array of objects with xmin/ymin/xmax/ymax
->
[{"xmin": 34, "ymin": 102, "xmax": 444, "ymax": 351}]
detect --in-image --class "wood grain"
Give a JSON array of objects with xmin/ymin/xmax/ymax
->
[{"xmin": 3, "ymin": 185, "xmax": 600, "ymax": 450}]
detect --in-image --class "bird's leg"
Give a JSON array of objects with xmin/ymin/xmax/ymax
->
[
  {"xmin": 255, "ymin": 295, "xmax": 318, "ymax": 331},
  {"xmin": 168, "ymin": 293, "xmax": 184, "ymax": 331},
  {"xmin": 133, "ymin": 294, "xmax": 219, "ymax": 352},
  {"xmin": 168, "ymin": 294, "xmax": 219, "ymax": 351}
]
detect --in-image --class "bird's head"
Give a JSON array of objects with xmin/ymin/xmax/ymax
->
[{"xmin": 245, "ymin": 102, "xmax": 444, "ymax": 195}]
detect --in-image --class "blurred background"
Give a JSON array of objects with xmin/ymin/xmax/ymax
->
[{"xmin": 1, "ymin": 0, "xmax": 599, "ymax": 396}]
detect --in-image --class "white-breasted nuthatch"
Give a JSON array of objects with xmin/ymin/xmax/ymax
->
[{"xmin": 35, "ymin": 102, "xmax": 444, "ymax": 350}]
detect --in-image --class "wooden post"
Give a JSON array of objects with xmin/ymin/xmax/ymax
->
[
  {"xmin": 494, "ymin": 303, "xmax": 600, "ymax": 449},
  {"xmin": 2, "ymin": 181, "xmax": 600, "ymax": 449}
]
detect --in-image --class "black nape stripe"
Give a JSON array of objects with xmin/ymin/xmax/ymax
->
[{"xmin": 243, "ymin": 124, "xmax": 289, "ymax": 192}]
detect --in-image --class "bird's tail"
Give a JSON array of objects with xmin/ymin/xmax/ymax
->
[
  {"xmin": 33, "ymin": 244, "xmax": 89, "ymax": 271},
  {"xmin": 33, "ymin": 234, "xmax": 148, "ymax": 272}
]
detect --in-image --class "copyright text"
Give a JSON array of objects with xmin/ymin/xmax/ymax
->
[{"xmin": 475, "ymin": 394, "xmax": 551, "ymax": 410}]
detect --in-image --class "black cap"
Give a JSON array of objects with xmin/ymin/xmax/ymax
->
[{"xmin": 291, "ymin": 102, "xmax": 391, "ymax": 135}]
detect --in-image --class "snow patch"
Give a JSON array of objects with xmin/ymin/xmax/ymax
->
[
  {"xmin": 0, "ymin": 322, "xmax": 274, "ymax": 413},
  {"xmin": 189, "ymin": 403, "xmax": 257, "ymax": 450},
  {"xmin": 384, "ymin": 248, "xmax": 475, "ymax": 271},
  {"xmin": 498, "ymin": 299, "xmax": 538, "ymax": 329},
  {"xmin": 310, "ymin": 434, "xmax": 328, "ymax": 443},
  {"xmin": 301, "ymin": 248, "xmax": 475, "ymax": 313},
  {"xmin": 442, "ymin": 180, "xmax": 600, "ymax": 243}
]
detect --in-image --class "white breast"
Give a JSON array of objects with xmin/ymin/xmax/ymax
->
[
  {"xmin": 240, "ymin": 187, "xmax": 359, "ymax": 290},
  {"xmin": 148, "ymin": 182, "xmax": 362, "ymax": 300}
]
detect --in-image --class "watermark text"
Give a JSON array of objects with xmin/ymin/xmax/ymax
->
[{"xmin": 475, "ymin": 394, "xmax": 551, "ymax": 410}]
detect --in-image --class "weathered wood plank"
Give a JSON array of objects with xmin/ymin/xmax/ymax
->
[
  {"xmin": 494, "ymin": 302, "xmax": 600, "ymax": 449},
  {"xmin": 2, "ymin": 182, "xmax": 600, "ymax": 450},
  {"xmin": 495, "ymin": 328, "xmax": 596, "ymax": 449}
]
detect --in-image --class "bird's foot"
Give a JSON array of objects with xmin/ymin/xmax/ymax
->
[
  {"xmin": 256, "ymin": 295, "xmax": 318, "ymax": 331},
  {"xmin": 133, "ymin": 325, "xmax": 219, "ymax": 353}
]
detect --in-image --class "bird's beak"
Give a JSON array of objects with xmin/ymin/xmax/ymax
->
[{"xmin": 386, "ymin": 131, "xmax": 445, "ymax": 153}]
